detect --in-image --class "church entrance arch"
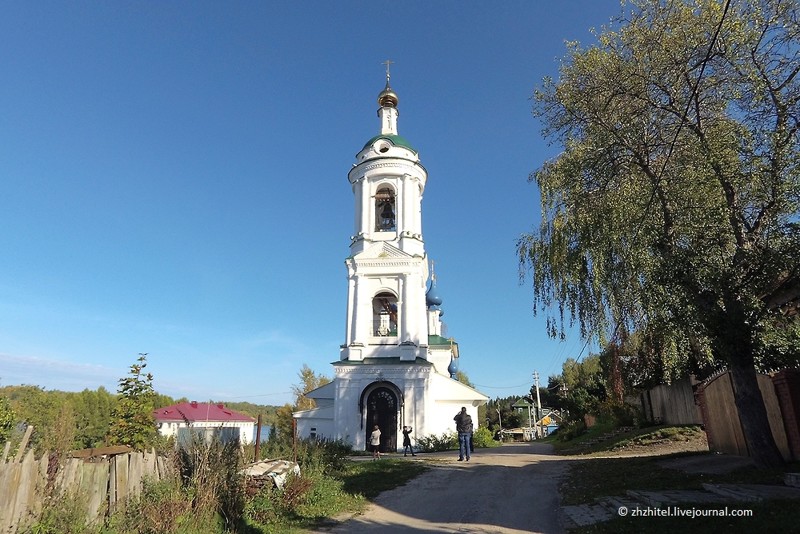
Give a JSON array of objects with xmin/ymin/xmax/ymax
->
[{"xmin": 363, "ymin": 385, "xmax": 399, "ymax": 452}]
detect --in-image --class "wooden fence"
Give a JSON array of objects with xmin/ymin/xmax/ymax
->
[
  {"xmin": 639, "ymin": 376, "xmax": 703, "ymax": 425},
  {"xmin": 696, "ymin": 370, "xmax": 793, "ymax": 460},
  {"xmin": 0, "ymin": 432, "xmax": 172, "ymax": 533}
]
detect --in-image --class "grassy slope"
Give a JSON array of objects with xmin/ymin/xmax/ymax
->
[{"xmin": 550, "ymin": 424, "xmax": 800, "ymax": 533}]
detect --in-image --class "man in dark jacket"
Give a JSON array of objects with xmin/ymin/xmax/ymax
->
[{"xmin": 454, "ymin": 407, "xmax": 472, "ymax": 461}]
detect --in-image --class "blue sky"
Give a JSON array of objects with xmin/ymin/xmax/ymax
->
[{"xmin": 1, "ymin": 1, "xmax": 621, "ymax": 405}]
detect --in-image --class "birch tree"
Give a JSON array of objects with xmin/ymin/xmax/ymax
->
[{"xmin": 519, "ymin": 0, "xmax": 800, "ymax": 467}]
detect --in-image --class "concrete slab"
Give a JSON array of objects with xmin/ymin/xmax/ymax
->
[
  {"xmin": 561, "ymin": 504, "xmax": 613, "ymax": 527},
  {"xmin": 627, "ymin": 489, "xmax": 727, "ymax": 506},
  {"xmin": 657, "ymin": 453, "xmax": 754, "ymax": 474},
  {"xmin": 703, "ymin": 483, "xmax": 800, "ymax": 502},
  {"xmin": 562, "ymin": 476, "xmax": 800, "ymax": 529}
]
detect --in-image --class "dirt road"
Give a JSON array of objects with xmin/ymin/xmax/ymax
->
[{"xmin": 317, "ymin": 442, "xmax": 568, "ymax": 534}]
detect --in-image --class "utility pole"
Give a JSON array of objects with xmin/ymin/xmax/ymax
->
[
  {"xmin": 533, "ymin": 371, "xmax": 542, "ymax": 438},
  {"xmin": 560, "ymin": 383, "xmax": 569, "ymax": 420}
]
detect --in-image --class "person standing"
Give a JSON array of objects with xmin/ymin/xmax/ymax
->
[
  {"xmin": 370, "ymin": 424, "xmax": 382, "ymax": 460},
  {"xmin": 453, "ymin": 407, "xmax": 472, "ymax": 462},
  {"xmin": 402, "ymin": 426, "xmax": 416, "ymax": 457}
]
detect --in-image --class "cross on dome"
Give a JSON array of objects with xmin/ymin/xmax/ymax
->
[
  {"xmin": 378, "ymin": 59, "xmax": 399, "ymax": 108},
  {"xmin": 382, "ymin": 59, "xmax": 394, "ymax": 82}
]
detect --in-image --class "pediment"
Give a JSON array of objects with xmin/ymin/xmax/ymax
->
[{"xmin": 353, "ymin": 242, "xmax": 413, "ymax": 260}]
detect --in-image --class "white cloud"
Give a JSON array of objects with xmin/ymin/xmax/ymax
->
[{"xmin": 0, "ymin": 352, "xmax": 119, "ymax": 391}]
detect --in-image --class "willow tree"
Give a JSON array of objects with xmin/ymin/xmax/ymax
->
[{"xmin": 518, "ymin": 0, "xmax": 799, "ymax": 467}]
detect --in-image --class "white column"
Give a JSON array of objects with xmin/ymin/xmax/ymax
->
[
  {"xmin": 402, "ymin": 176, "xmax": 411, "ymax": 236},
  {"xmin": 353, "ymin": 274, "xmax": 367, "ymax": 347},
  {"xmin": 345, "ymin": 275, "xmax": 356, "ymax": 347},
  {"xmin": 353, "ymin": 178, "xmax": 363, "ymax": 236},
  {"xmin": 400, "ymin": 274, "xmax": 410, "ymax": 341},
  {"xmin": 408, "ymin": 177, "xmax": 421, "ymax": 237},
  {"xmin": 360, "ymin": 179, "xmax": 370, "ymax": 236},
  {"xmin": 395, "ymin": 179, "xmax": 404, "ymax": 236}
]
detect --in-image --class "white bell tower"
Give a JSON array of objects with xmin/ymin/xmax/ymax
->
[
  {"xmin": 292, "ymin": 67, "xmax": 488, "ymax": 451},
  {"xmin": 341, "ymin": 65, "xmax": 429, "ymax": 362}
]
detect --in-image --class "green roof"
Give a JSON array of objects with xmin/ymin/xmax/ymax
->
[
  {"xmin": 428, "ymin": 335, "xmax": 456, "ymax": 347},
  {"xmin": 333, "ymin": 357, "xmax": 432, "ymax": 366},
  {"xmin": 362, "ymin": 134, "xmax": 417, "ymax": 154}
]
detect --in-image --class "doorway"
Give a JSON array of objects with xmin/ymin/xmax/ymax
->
[{"xmin": 365, "ymin": 386, "xmax": 398, "ymax": 452}]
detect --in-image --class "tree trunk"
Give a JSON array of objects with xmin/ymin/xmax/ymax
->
[
  {"xmin": 705, "ymin": 292, "xmax": 786, "ymax": 468},
  {"xmin": 729, "ymin": 362, "xmax": 785, "ymax": 468}
]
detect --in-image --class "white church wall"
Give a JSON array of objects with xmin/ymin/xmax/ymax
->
[
  {"xmin": 294, "ymin": 406, "xmax": 335, "ymax": 442},
  {"xmin": 428, "ymin": 347, "xmax": 454, "ymax": 376}
]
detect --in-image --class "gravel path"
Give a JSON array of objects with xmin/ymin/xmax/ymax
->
[{"xmin": 316, "ymin": 442, "xmax": 568, "ymax": 534}]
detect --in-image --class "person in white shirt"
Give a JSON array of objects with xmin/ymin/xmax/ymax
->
[{"xmin": 370, "ymin": 425, "xmax": 382, "ymax": 460}]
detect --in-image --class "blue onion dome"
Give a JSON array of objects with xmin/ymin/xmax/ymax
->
[
  {"xmin": 448, "ymin": 357, "xmax": 458, "ymax": 379},
  {"xmin": 426, "ymin": 280, "xmax": 443, "ymax": 308}
]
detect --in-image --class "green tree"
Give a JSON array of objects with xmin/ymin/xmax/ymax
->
[
  {"xmin": 518, "ymin": 0, "xmax": 799, "ymax": 466},
  {"xmin": 73, "ymin": 386, "xmax": 116, "ymax": 449},
  {"xmin": 108, "ymin": 353, "xmax": 157, "ymax": 450},
  {"xmin": 551, "ymin": 357, "xmax": 608, "ymax": 421},
  {"xmin": 2, "ymin": 385, "xmax": 63, "ymax": 451},
  {"xmin": 485, "ymin": 397, "xmax": 523, "ymax": 431},
  {"xmin": 0, "ymin": 396, "xmax": 14, "ymax": 444},
  {"xmin": 271, "ymin": 404, "xmax": 296, "ymax": 447},
  {"xmin": 292, "ymin": 364, "xmax": 331, "ymax": 411},
  {"xmin": 455, "ymin": 370, "xmax": 474, "ymax": 388}
]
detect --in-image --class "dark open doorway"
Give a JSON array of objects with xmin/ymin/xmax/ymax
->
[{"xmin": 365, "ymin": 386, "xmax": 398, "ymax": 452}]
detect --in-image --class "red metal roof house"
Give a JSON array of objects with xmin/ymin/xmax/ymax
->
[{"xmin": 154, "ymin": 401, "xmax": 256, "ymax": 445}]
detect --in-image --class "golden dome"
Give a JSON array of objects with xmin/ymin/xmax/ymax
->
[{"xmin": 378, "ymin": 80, "xmax": 399, "ymax": 108}]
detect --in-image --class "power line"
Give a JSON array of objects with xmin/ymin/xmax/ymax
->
[
  {"xmin": 472, "ymin": 382, "xmax": 533, "ymax": 390},
  {"xmin": 211, "ymin": 391, "xmax": 293, "ymax": 400}
]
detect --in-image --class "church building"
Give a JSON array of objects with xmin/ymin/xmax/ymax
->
[{"xmin": 293, "ymin": 71, "xmax": 488, "ymax": 452}]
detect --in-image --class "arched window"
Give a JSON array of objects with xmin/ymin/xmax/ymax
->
[
  {"xmin": 375, "ymin": 187, "xmax": 396, "ymax": 231},
  {"xmin": 372, "ymin": 292, "xmax": 398, "ymax": 336}
]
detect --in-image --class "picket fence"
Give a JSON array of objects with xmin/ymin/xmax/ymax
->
[{"xmin": 0, "ymin": 429, "xmax": 171, "ymax": 533}]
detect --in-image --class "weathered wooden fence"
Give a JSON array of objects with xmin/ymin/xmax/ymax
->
[
  {"xmin": 0, "ymin": 437, "xmax": 172, "ymax": 533},
  {"xmin": 695, "ymin": 370, "xmax": 794, "ymax": 460},
  {"xmin": 639, "ymin": 376, "xmax": 703, "ymax": 425}
]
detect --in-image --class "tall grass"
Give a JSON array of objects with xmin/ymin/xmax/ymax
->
[{"xmin": 27, "ymin": 435, "xmax": 425, "ymax": 533}]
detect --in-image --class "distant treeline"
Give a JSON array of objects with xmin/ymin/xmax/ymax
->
[{"xmin": 0, "ymin": 385, "xmax": 279, "ymax": 453}]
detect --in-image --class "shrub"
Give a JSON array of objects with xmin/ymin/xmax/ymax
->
[
  {"xmin": 294, "ymin": 437, "xmax": 352, "ymax": 476},
  {"xmin": 415, "ymin": 431, "xmax": 457, "ymax": 452},
  {"xmin": 109, "ymin": 477, "xmax": 193, "ymax": 534},
  {"xmin": 557, "ymin": 420, "xmax": 587, "ymax": 442},
  {"xmin": 28, "ymin": 490, "xmax": 96, "ymax": 534},
  {"xmin": 176, "ymin": 437, "xmax": 246, "ymax": 530},
  {"xmin": 596, "ymin": 400, "xmax": 641, "ymax": 427},
  {"xmin": 470, "ymin": 427, "xmax": 500, "ymax": 448}
]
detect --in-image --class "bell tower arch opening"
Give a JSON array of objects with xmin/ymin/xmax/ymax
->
[
  {"xmin": 375, "ymin": 186, "xmax": 396, "ymax": 232},
  {"xmin": 372, "ymin": 291, "xmax": 398, "ymax": 337}
]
